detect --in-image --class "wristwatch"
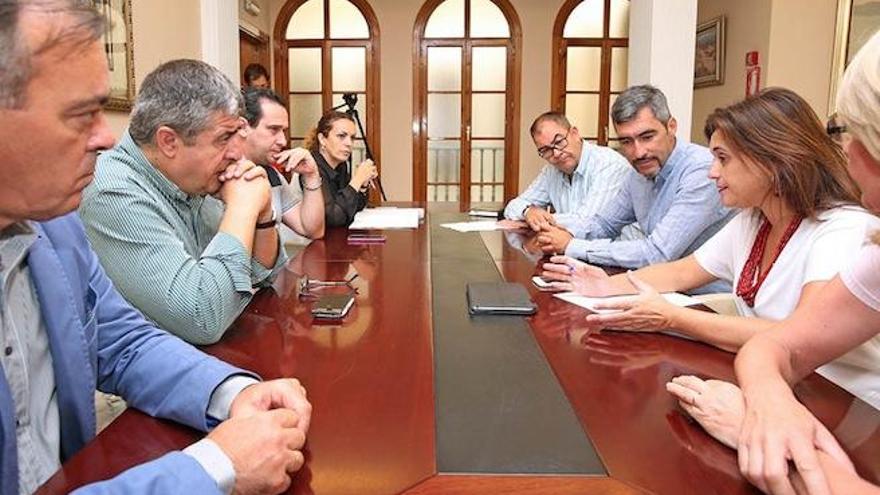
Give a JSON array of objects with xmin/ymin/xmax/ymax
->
[{"xmin": 255, "ymin": 209, "xmax": 277, "ymax": 229}]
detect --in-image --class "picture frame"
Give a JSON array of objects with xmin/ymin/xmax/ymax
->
[
  {"xmin": 828, "ymin": 0, "xmax": 880, "ymax": 114},
  {"xmin": 694, "ymin": 16, "xmax": 725, "ymax": 89},
  {"xmin": 94, "ymin": 0, "xmax": 135, "ymax": 111}
]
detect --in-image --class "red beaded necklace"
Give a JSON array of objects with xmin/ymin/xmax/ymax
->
[{"xmin": 736, "ymin": 214, "xmax": 804, "ymax": 307}]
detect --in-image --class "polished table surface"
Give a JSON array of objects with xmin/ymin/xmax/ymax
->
[{"xmin": 38, "ymin": 210, "xmax": 880, "ymax": 494}]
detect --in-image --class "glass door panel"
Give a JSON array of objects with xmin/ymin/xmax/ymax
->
[
  {"xmin": 428, "ymin": 141, "xmax": 461, "ymax": 202},
  {"xmin": 289, "ymin": 94, "xmax": 323, "ymax": 138},
  {"xmin": 329, "ymin": 0, "xmax": 370, "ymax": 39},
  {"xmin": 565, "ymin": 94, "xmax": 599, "ymax": 137},
  {"xmin": 563, "ymin": 0, "xmax": 604, "ymax": 38},
  {"xmin": 469, "ymin": 0, "xmax": 509, "ymax": 37},
  {"xmin": 331, "ymin": 47, "xmax": 366, "ymax": 91},
  {"xmin": 425, "ymin": 0, "xmax": 465, "ymax": 38},
  {"xmin": 428, "ymin": 47, "xmax": 462, "ymax": 91},
  {"xmin": 286, "ymin": 0, "xmax": 324, "ymax": 39},
  {"xmin": 471, "ymin": 93, "xmax": 505, "ymax": 137},
  {"xmin": 427, "ymin": 94, "xmax": 462, "ymax": 138},
  {"xmin": 470, "ymin": 139, "xmax": 504, "ymax": 203},
  {"xmin": 610, "ymin": 47, "xmax": 628, "ymax": 91},
  {"xmin": 565, "ymin": 47, "xmax": 601, "ymax": 91},
  {"xmin": 471, "ymin": 46, "xmax": 506, "ymax": 90},
  {"xmin": 609, "ymin": 0, "xmax": 630, "ymax": 38},
  {"xmin": 289, "ymin": 48, "xmax": 323, "ymax": 92}
]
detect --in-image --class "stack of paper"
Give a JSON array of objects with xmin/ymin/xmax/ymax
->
[{"xmin": 350, "ymin": 208, "xmax": 420, "ymax": 230}]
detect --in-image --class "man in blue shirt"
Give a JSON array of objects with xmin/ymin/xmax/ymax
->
[
  {"xmin": 537, "ymin": 85, "xmax": 733, "ymax": 271},
  {"xmin": 0, "ymin": 1, "xmax": 310, "ymax": 493},
  {"xmin": 504, "ymin": 112, "xmax": 632, "ymax": 235}
]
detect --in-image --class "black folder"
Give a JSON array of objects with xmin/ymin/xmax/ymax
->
[{"xmin": 466, "ymin": 282, "xmax": 537, "ymax": 316}]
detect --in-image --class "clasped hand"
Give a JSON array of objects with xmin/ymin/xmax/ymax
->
[
  {"xmin": 206, "ymin": 379, "xmax": 312, "ymax": 495},
  {"xmin": 216, "ymin": 160, "xmax": 272, "ymax": 221},
  {"xmin": 524, "ymin": 206, "xmax": 556, "ymax": 232},
  {"xmin": 535, "ymin": 225, "xmax": 573, "ymax": 254}
]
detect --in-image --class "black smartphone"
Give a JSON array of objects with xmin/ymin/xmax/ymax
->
[{"xmin": 311, "ymin": 293, "xmax": 355, "ymax": 319}]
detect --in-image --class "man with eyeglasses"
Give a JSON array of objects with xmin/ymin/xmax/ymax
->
[
  {"xmin": 537, "ymin": 85, "xmax": 733, "ymax": 284},
  {"xmin": 504, "ymin": 111, "xmax": 632, "ymax": 234},
  {"xmin": 80, "ymin": 59, "xmax": 286, "ymax": 345}
]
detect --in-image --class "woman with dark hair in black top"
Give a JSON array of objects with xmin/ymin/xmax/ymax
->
[{"xmin": 301, "ymin": 110, "xmax": 377, "ymax": 227}]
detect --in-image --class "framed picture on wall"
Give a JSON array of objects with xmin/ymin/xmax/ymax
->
[
  {"xmin": 94, "ymin": 0, "xmax": 135, "ymax": 111},
  {"xmin": 694, "ymin": 16, "xmax": 725, "ymax": 88},
  {"xmin": 829, "ymin": 0, "xmax": 880, "ymax": 113}
]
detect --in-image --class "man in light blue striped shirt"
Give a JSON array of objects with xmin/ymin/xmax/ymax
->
[
  {"xmin": 504, "ymin": 112, "xmax": 634, "ymax": 237},
  {"xmin": 81, "ymin": 60, "xmax": 286, "ymax": 345},
  {"xmin": 537, "ymin": 86, "xmax": 733, "ymax": 290}
]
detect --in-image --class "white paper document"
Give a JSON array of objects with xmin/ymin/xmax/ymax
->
[
  {"xmin": 350, "ymin": 208, "xmax": 421, "ymax": 230},
  {"xmin": 553, "ymin": 291, "xmax": 702, "ymax": 314},
  {"xmin": 374, "ymin": 207, "xmax": 424, "ymax": 220},
  {"xmin": 467, "ymin": 209, "xmax": 500, "ymax": 218},
  {"xmin": 440, "ymin": 221, "xmax": 503, "ymax": 232}
]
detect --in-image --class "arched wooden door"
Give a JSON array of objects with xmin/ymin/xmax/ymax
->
[{"xmin": 412, "ymin": 0, "xmax": 522, "ymax": 207}]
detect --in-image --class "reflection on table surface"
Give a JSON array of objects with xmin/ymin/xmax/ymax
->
[{"xmin": 37, "ymin": 215, "xmax": 880, "ymax": 495}]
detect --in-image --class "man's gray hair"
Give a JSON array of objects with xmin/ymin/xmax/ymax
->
[
  {"xmin": 130, "ymin": 59, "xmax": 243, "ymax": 146},
  {"xmin": 0, "ymin": 0, "xmax": 103, "ymax": 108},
  {"xmin": 611, "ymin": 84, "xmax": 672, "ymax": 126}
]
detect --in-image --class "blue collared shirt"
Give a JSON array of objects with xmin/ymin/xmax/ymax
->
[
  {"xmin": 0, "ymin": 221, "xmax": 257, "ymax": 494},
  {"xmin": 565, "ymin": 139, "xmax": 734, "ymax": 270},
  {"xmin": 504, "ymin": 142, "xmax": 632, "ymax": 233}
]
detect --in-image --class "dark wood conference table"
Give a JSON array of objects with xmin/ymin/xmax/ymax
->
[{"xmin": 38, "ymin": 209, "xmax": 880, "ymax": 494}]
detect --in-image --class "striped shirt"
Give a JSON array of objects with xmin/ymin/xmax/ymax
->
[
  {"xmin": 504, "ymin": 142, "xmax": 633, "ymax": 235},
  {"xmin": 80, "ymin": 131, "xmax": 286, "ymax": 345},
  {"xmin": 0, "ymin": 223, "xmax": 59, "ymax": 493},
  {"xmin": 565, "ymin": 139, "xmax": 734, "ymax": 273}
]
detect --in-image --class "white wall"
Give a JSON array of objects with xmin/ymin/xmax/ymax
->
[
  {"xmin": 765, "ymin": 0, "xmax": 837, "ymax": 118},
  {"xmin": 200, "ymin": 0, "xmax": 241, "ymax": 83}
]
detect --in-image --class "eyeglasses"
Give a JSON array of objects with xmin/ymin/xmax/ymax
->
[
  {"xmin": 826, "ymin": 118, "xmax": 849, "ymax": 145},
  {"xmin": 536, "ymin": 129, "xmax": 571, "ymax": 159},
  {"xmin": 298, "ymin": 272, "xmax": 359, "ymax": 298}
]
